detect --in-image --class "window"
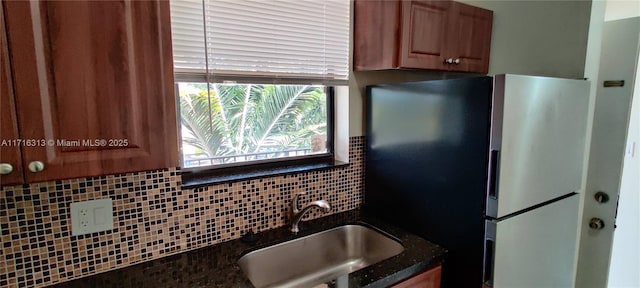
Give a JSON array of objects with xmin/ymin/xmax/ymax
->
[
  {"xmin": 178, "ymin": 83, "xmax": 331, "ymax": 168},
  {"xmin": 170, "ymin": 0, "xmax": 350, "ymax": 170}
]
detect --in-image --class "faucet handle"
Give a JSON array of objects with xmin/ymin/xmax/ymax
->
[{"xmin": 313, "ymin": 200, "xmax": 331, "ymax": 212}]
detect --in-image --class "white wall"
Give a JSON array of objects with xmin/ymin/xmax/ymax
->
[
  {"xmin": 348, "ymin": 0, "xmax": 593, "ymax": 136},
  {"xmin": 461, "ymin": 0, "xmax": 591, "ymax": 78},
  {"xmin": 605, "ymin": 0, "xmax": 640, "ymax": 21}
]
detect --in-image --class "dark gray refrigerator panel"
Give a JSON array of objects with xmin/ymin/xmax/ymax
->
[{"xmin": 366, "ymin": 77, "xmax": 494, "ymax": 288}]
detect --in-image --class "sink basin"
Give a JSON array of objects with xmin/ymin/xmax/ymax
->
[{"xmin": 238, "ymin": 224, "xmax": 404, "ymax": 288}]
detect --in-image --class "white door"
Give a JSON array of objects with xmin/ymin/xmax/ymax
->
[{"xmin": 575, "ymin": 16, "xmax": 640, "ymax": 288}]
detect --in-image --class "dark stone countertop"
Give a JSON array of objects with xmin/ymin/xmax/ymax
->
[{"xmin": 51, "ymin": 209, "xmax": 447, "ymax": 288}]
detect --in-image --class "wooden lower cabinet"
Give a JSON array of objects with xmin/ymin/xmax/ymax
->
[{"xmin": 389, "ymin": 265, "xmax": 442, "ymax": 288}]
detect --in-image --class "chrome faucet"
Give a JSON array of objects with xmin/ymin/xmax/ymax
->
[{"xmin": 289, "ymin": 193, "xmax": 331, "ymax": 234}]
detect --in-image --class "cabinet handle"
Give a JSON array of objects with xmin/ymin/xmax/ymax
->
[
  {"xmin": 454, "ymin": 58, "xmax": 460, "ymax": 64},
  {"xmin": 444, "ymin": 58, "xmax": 454, "ymax": 64},
  {"xmin": 0, "ymin": 163, "xmax": 13, "ymax": 175},
  {"xmin": 28, "ymin": 161, "xmax": 45, "ymax": 173}
]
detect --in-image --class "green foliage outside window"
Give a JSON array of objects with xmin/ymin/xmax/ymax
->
[{"xmin": 178, "ymin": 83, "xmax": 327, "ymax": 166}]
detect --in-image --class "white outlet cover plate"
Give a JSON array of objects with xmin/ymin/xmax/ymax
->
[{"xmin": 70, "ymin": 198, "xmax": 114, "ymax": 236}]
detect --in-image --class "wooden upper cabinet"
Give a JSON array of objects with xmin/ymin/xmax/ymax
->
[
  {"xmin": 0, "ymin": 4, "xmax": 24, "ymax": 186},
  {"xmin": 399, "ymin": 0, "xmax": 451, "ymax": 70},
  {"xmin": 353, "ymin": 0, "xmax": 401, "ymax": 71},
  {"xmin": 447, "ymin": 2, "xmax": 493, "ymax": 74},
  {"xmin": 354, "ymin": 0, "xmax": 493, "ymax": 74},
  {"xmin": 3, "ymin": 1, "xmax": 178, "ymax": 183}
]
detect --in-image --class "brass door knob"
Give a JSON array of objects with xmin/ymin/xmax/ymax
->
[
  {"xmin": 0, "ymin": 163, "xmax": 13, "ymax": 175},
  {"xmin": 28, "ymin": 161, "xmax": 45, "ymax": 173},
  {"xmin": 589, "ymin": 218, "xmax": 605, "ymax": 230}
]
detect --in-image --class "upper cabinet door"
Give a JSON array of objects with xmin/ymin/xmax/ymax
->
[
  {"xmin": 3, "ymin": 1, "xmax": 178, "ymax": 183},
  {"xmin": 399, "ymin": 0, "xmax": 451, "ymax": 70},
  {"xmin": 0, "ymin": 4, "xmax": 24, "ymax": 186},
  {"xmin": 353, "ymin": 0, "xmax": 401, "ymax": 71},
  {"xmin": 447, "ymin": 2, "xmax": 493, "ymax": 74}
]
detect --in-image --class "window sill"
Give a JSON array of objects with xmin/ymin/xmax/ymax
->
[{"xmin": 181, "ymin": 159, "xmax": 349, "ymax": 189}]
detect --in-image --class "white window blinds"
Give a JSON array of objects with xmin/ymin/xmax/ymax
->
[{"xmin": 170, "ymin": 0, "xmax": 350, "ymax": 84}]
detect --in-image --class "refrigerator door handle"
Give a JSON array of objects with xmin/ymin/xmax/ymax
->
[
  {"xmin": 488, "ymin": 150, "xmax": 500, "ymax": 198},
  {"xmin": 484, "ymin": 238, "xmax": 495, "ymax": 287},
  {"xmin": 484, "ymin": 220, "xmax": 497, "ymax": 287}
]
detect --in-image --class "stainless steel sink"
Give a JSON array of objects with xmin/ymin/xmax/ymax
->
[{"xmin": 238, "ymin": 224, "xmax": 404, "ymax": 288}]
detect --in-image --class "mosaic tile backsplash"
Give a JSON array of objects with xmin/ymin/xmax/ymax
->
[{"xmin": 0, "ymin": 136, "xmax": 365, "ymax": 287}]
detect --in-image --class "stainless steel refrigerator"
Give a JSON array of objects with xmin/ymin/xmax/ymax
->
[{"xmin": 365, "ymin": 75, "xmax": 590, "ymax": 288}]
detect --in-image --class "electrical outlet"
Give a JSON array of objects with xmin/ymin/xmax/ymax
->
[{"xmin": 70, "ymin": 199, "xmax": 113, "ymax": 236}]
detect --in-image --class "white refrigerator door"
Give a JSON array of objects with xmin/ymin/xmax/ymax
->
[
  {"xmin": 484, "ymin": 194, "xmax": 580, "ymax": 288},
  {"xmin": 486, "ymin": 75, "xmax": 590, "ymax": 218}
]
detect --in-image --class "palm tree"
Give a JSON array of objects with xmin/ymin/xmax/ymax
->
[{"xmin": 178, "ymin": 83, "xmax": 327, "ymax": 165}]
